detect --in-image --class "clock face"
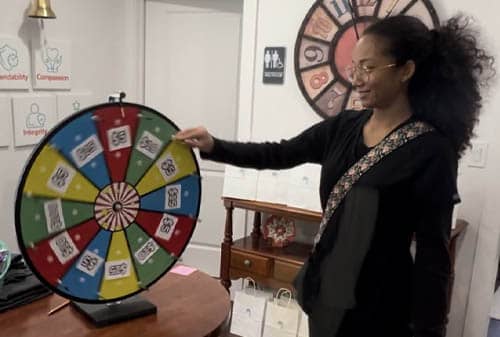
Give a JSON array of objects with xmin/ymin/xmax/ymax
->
[{"xmin": 294, "ymin": 0, "xmax": 439, "ymax": 119}]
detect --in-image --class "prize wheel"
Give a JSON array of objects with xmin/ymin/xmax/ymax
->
[{"xmin": 15, "ymin": 102, "xmax": 201, "ymax": 304}]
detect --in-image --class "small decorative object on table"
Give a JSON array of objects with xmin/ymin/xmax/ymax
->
[
  {"xmin": 262, "ymin": 215, "xmax": 296, "ymax": 247},
  {"xmin": 0, "ymin": 240, "xmax": 11, "ymax": 288}
]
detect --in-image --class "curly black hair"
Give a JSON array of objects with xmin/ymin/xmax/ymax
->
[{"xmin": 364, "ymin": 15, "xmax": 495, "ymax": 158}]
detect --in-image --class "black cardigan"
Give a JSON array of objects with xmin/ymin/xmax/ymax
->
[{"xmin": 201, "ymin": 110, "xmax": 458, "ymax": 337}]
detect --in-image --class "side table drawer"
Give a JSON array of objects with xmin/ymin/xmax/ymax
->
[
  {"xmin": 231, "ymin": 251, "xmax": 272, "ymax": 277},
  {"xmin": 273, "ymin": 260, "xmax": 302, "ymax": 284}
]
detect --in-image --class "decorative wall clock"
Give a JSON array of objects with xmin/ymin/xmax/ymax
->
[
  {"xmin": 15, "ymin": 102, "xmax": 201, "ymax": 305},
  {"xmin": 294, "ymin": 0, "xmax": 439, "ymax": 119}
]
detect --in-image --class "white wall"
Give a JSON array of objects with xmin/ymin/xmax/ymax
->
[
  {"xmin": 250, "ymin": 1, "xmax": 323, "ymax": 142},
  {"xmin": 236, "ymin": 1, "xmax": 500, "ymax": 337},
  {"xmin": 430, "ymin": 2, "xmax": 500, "ymax": 337},
  {"xmin": 0, "ymin": 0, "xmax": 144, "ymax": 252}
]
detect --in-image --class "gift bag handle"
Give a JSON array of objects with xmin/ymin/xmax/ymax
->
[
  {"xmin": 276, "ymin": 288, "xmax": 293, "ymax": 307},
  {"xmin": 244, "ymin": 277, "xmax": 258, "ymax": 296}
]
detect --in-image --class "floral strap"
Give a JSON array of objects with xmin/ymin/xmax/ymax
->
[{"xmin": 313, "ymin": 121, "xmax": 434, "ymax": 247}]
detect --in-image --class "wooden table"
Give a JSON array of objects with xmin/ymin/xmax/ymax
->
[
  {"xmin": 220, "ymin": 197, "xmax": 468, "ymax": 314},
  {"xmin": 0, "ymin": 269, "xmax": 230, "ymax": 337}
]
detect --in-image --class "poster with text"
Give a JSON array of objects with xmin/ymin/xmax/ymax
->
[
  {"xmin": 12, "ymin": 95, "xmax": 57, "ymax": 147},
  {"xmin": 32, "ymin": 39, "xmax": 71, "ymax": 90},
  {"xmin": 56, "ymin": 92, "xmax": 96, "ymax": 121},
  {"xmin": 0, "ymin": 36, "xmax": 30, "ymax": 90},
  {"xmin": 0, "ymin": 96, "xmax": 12, "ymax": 147}
]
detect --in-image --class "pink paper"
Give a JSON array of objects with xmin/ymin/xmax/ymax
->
[{"xmin": 170, "ymin": 265, "xmax": 197, "ymax": 276}]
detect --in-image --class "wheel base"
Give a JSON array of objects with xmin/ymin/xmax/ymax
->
[{"xmin": 72, "ymin": 295, "xmax": 157, "ymax": 327}]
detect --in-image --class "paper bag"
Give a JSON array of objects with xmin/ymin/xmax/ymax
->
[
  {"xmin": 230, "ymin": 279, "xmax": 271, "ymax": 337},
  {"xmin": 262, "ymin": 288, "xmax": 301, "ymax": 337}
]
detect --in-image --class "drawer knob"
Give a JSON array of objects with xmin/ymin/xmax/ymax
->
[{"xmin": 244, "ymin": 259, "xmax": 252, "ymax": 267}]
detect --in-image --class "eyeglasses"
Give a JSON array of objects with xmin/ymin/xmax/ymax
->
[{"xmin": 345, "ymin": 63, "xmax": 397, "ymax": 82}]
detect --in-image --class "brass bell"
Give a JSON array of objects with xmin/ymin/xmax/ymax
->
[{"xmin": 28, "ymin": 0, "xmax": 56, "ymax": 19}]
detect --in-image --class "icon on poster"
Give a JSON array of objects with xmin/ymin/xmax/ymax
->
[
  {"xmin": 0, "ymin": 44, "xmax": 19, "ymax": 71},
  {"xmin": 26, "ymin": 103, "xmax": 47, "ymax": 129},
  {"xmin": 42, "ymin": 47, "xmax": 62, "ymax": 73},
  {"xmin": 72, "ymin": 100, "xmax": 81, "ymax": 112}
]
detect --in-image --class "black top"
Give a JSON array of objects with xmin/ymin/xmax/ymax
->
[{"xmin": 202, "ymin": 110, "xmax": 458, "ymax": 337}]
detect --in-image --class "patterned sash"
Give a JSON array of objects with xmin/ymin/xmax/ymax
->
[{"xmin": 313, "ymin": 121, "xmax": 434, "ymax": 246}]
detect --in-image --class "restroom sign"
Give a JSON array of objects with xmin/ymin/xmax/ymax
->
[{"xmin": 263, "ymin": 47, "xmax": 285, "ymax": 84}]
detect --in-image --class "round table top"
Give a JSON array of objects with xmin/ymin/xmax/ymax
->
[{"xmin": 0, "ymin": 269, "xmax": 230, "ymax": 337}]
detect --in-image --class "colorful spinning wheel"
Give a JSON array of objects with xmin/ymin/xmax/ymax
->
[{"xmin": 15, "ymin": 102, "xmax": 201, "ymax": 304}]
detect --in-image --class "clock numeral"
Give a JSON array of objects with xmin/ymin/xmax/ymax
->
[
  {"xmin": 357, "ymin": 0, "xmax": 379, "ymax": 17},
  {"xmin": 358, "ymin": 0, "xmax": 378, "ymax": 7},
  {"xmin": 310, "ymin": 71, "xmax": 329, "ymax": 90},
  {"xmin": 330, "ymin": 0, "xmax": 377, "ymax": 17},
  {"xmin": 327, "ymin": 88, "xmax": 345, "ymax": 109},
  {"xmin": 331, "ymin": 0, "xmax": 352, "ymax": 17},
  {"xmin": 310, "ymin": 11, "xmax": 334, "ymax": 40},
  {"xmin": 349, "ymin": 93, "xmax": 364, "ymax": 110},
  {"xmin": 304, "ymin": 45, "xmax": 325, "ymax": 63}
]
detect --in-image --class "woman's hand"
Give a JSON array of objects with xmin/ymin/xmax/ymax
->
[{"xmin": 174, "ymin": 127, "xmax": 215, "ymax": 153}]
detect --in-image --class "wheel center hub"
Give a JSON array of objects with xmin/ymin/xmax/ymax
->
[{"xmin": 94, "ymin": 182, "xmax": 139, "ymax": 231}]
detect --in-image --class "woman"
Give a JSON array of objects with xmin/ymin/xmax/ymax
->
[{"xmin": 175, "ymin": 15, "xmax": 494, "ymax": 337}]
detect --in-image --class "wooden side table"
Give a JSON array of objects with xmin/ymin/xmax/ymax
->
[
  {"xmin": 0, "ymin": 269, "xmax": 230, "ymax": 337},
  {"xmin": 219, "ymin": 197, "xmax": 467, "ymax": 313}
]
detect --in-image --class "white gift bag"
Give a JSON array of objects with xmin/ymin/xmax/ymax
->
[
  {"xmin": 262, "ymin": 288, "xmax": 301, "ymax": 337},
  {"xmin": 230, "ymin": 279, "xmax": 271, "ymax": 337},
  {"xmin": 297, "ymin": 309, "xmax": 309, "ymax": 337}
]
